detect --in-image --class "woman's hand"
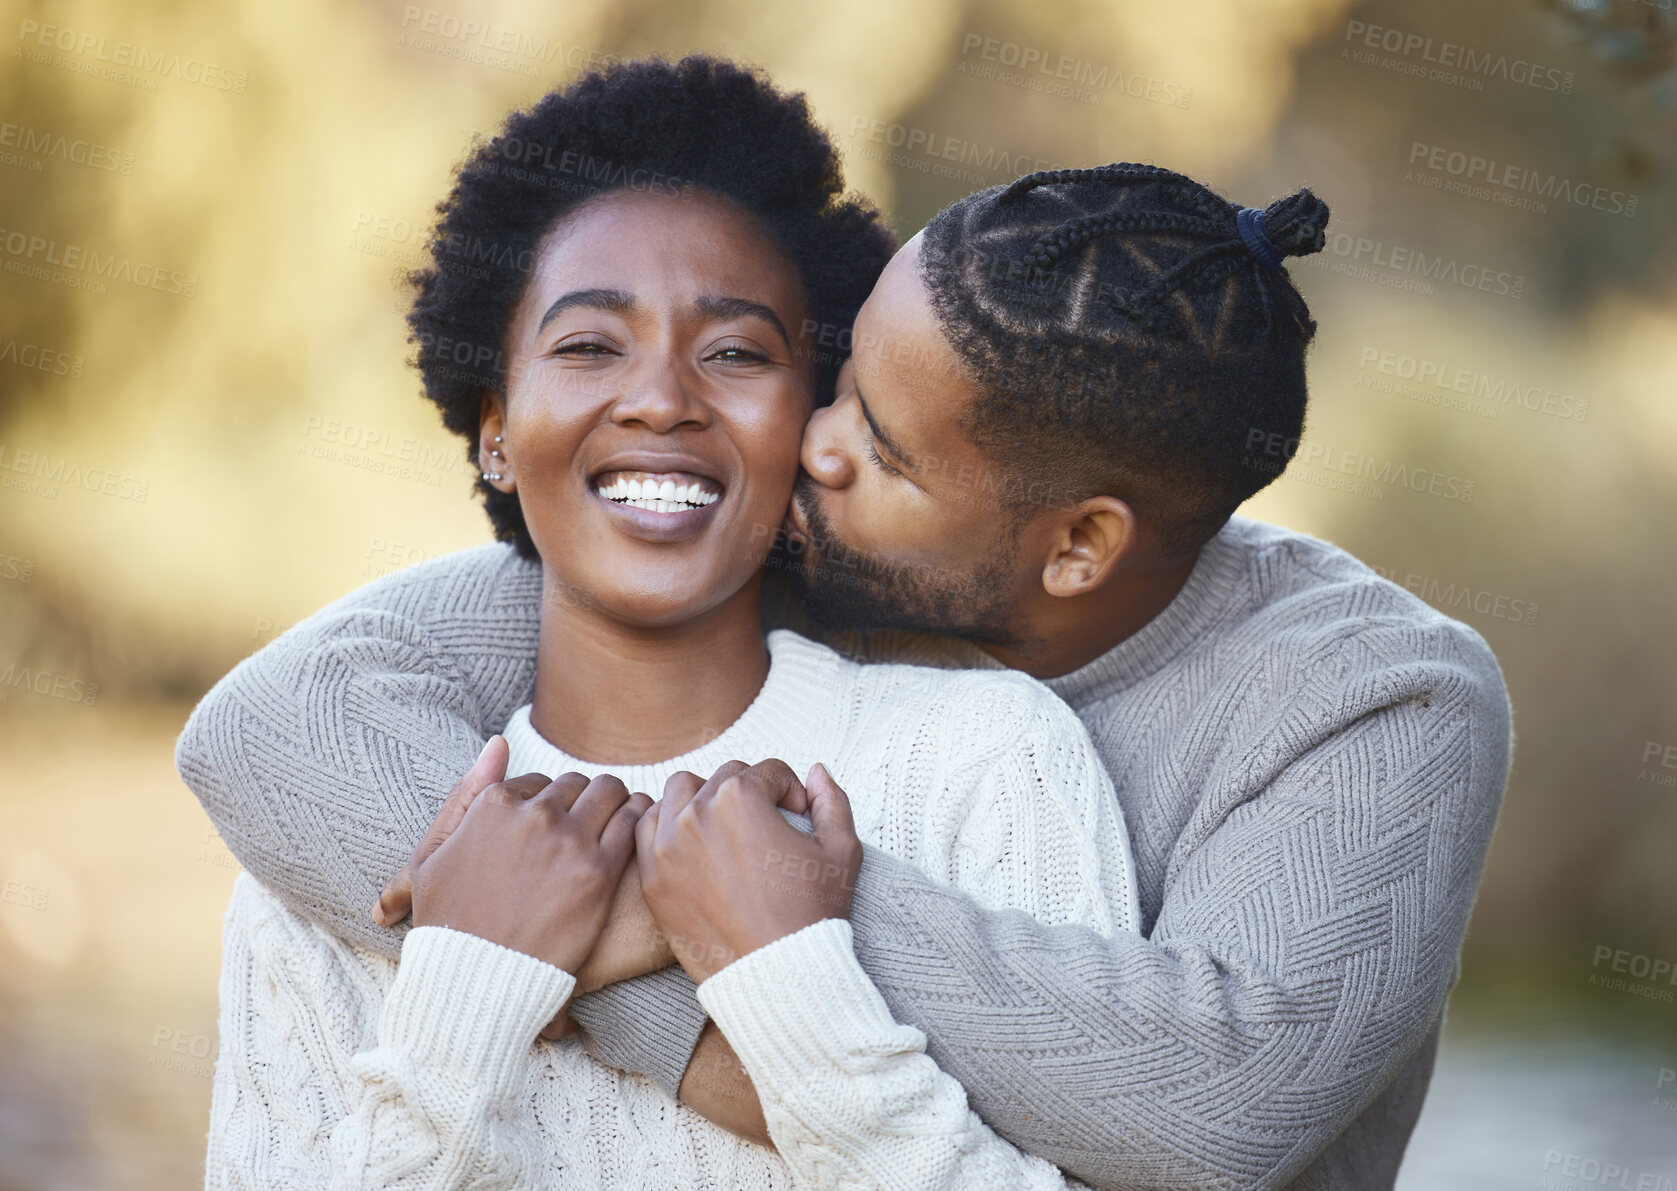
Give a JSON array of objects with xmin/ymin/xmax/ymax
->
[
  {"xmin": 637, "ymin": 759, "xmax": 861, "ymax": 984},
  {"xmin": 373, "ymin": 735, "xmax": 511, "ymax": 928},
  {"xmin": 411, "ymin": 769, "xmax": 653, "ymax": 976}
]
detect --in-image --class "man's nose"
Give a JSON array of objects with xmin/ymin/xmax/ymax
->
[{"xmin": 800, "ymin": 402, "xmax": 855, "ymax": 490}]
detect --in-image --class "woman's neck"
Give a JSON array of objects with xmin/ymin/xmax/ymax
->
[{"xmin": 528, "ymin": 571, "xmax": 771, "ymax": 765}]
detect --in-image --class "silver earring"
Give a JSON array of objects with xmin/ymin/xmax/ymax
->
[{"xmin": 484, "ymin": 470, "xmax": 503, "ymax": 482}]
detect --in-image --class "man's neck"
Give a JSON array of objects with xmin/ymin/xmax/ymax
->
[
  {"xmin": 980, "ymin": 549, "xmax": 1200, "ymax": 681},
  {"xmin": 529, "ymin": 572, "xmax": 770, "ymax": 765}
]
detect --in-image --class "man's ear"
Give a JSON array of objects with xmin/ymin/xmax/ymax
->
[
  {"xmin": 1040, "ymin": 496, "xmax": 1134, "ymax": 598},
  {"xmin": 478, "ymin": 392, "xmax": 512, "ymax": 490}
]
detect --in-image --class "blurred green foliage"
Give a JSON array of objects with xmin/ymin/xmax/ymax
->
[{"xmin": 0, "ymin": 0, "xmax": 1673, "ymax": 1015}]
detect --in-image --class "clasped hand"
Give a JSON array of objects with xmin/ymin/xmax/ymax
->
[{"xmin": 372, "ymin": 737, "xmax": 863, "ymax": 1036}]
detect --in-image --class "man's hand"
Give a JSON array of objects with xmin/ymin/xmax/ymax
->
[
  {"xmin": 411, "ymin": 770, "xmax": 652, "ymax": 976},
  {"xmin": 636, "ymin": 759, "xmax": 861, "ymax": 984},
  {"xmin": 570, "ymin": 858, "xmax": 675, "ymax": 994}
]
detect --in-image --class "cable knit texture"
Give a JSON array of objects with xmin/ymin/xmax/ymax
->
[
  {"xmin": 697, "ymin": 916, "xmax": 1101, "ymax": 1189},
  {"xmin": 208, "ymin": 875, "xmax": 802, "ymax": 1189},
  {"xmin": 178, "ymin": 517, "xmax": 1512, "ymax": 1190},
  {"xmin": 202, "ymin": 629, "xmax": 1142, "ymax": 1188}
]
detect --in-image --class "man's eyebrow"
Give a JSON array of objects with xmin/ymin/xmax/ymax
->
[
  {"xmin": 856, "ymin": 387, "xmax": 914, "ymax": 470},
  {"xmin": 695, "ymin": 295, "xmax": 791, "ymax": 351},
  {"xmin": 536, "ymin": 288, "xmax": 636, "ymax": 334}
]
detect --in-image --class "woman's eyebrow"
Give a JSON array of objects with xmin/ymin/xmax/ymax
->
[
  {"xmin": 536, "ymin": 287, "xmax": 636, "ymax": 334},
  {"xmin": 695, "ymin": 295, "xmax": 791, "ymax": 350}
]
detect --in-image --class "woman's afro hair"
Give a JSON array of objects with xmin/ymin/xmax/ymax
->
[{"xmin": 406, "ymin": 54, "xmax": 895, "ymax": 558}]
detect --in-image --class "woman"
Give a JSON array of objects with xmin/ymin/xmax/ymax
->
[{"xmin": 205, "ymin": 56, "xmax": 1140, "ymax": 1189}]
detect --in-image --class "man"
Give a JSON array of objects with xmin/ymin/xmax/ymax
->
[{"xmin": 179, "ymin": 163, "xmax": 1510, "ymax": 1189}]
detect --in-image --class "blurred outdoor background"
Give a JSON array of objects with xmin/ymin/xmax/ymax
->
[{"xmin": 1, "ymin": 0, "xmax": 1674, "ymax": 1186}]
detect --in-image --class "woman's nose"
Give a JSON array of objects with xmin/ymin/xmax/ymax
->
[
  {"xmin": 800, "ymin": 402, "xmax": 855, "ymax": 490},
  {"xmin": 610, "ymin": 364, "xmax": 709, "ymax": 432}
]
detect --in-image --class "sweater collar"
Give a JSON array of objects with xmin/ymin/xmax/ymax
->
[
  {"xmin": 502, "ymin": 629, "xmax": 842, "ymax": 797},
  {"xmin": 1043, "ymin": 518, "xmax": 1253, "ymax": 708}
]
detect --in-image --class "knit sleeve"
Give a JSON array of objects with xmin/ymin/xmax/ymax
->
[
  {"xmin": 923, "ymin": 677, "xmax": 1142, "ymax": 938},
  {"xmin": 174, "ymin": 546, "xmax": 711, "ymax": 1099},
  {"xmin": 808, "ymin": 647, "xmax": 1510, "ymax": 1190},
  {"xmin": 697, "ymin": 673, "xmax": 1134, "ymax": 1190},
  {"xmin": 205, "ymin": 874, "xmax": 573, "ymax": 1190}
]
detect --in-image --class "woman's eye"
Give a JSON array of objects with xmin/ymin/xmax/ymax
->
[
  {"xmin": 708, "ymin": 343, "xmax": 771, "ymax": 364},
  {"xmin": 551, "ymin": 340, "xmax": 616, "ymax": 358}
]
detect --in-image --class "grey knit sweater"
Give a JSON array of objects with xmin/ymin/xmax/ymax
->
[{"xmin": 176, "ymin": 516, "xmax": 1511, "ymax": 1190}]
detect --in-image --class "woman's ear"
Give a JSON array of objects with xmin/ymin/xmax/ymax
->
[
  {"xmin": 1040, "ymin": 496, "xmax": 1134, "ymax": 599},
  {"xmin": 478, "ymin": 392, "xmax": 513, "ymax": 491}
]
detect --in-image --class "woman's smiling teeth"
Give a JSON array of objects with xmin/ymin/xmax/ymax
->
[{"xmin": 595, "ymin": 472, "xmax": 721, "ymax": 513}]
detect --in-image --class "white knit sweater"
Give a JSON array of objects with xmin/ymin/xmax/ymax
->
[{"xmin": 206, "ymin": 628, "xmax": 1139, "ymax": 1190}]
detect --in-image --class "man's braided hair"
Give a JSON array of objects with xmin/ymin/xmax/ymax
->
[{"xmin": 919, "ymin": 162, "xmax": 1329, "ymax": 551}]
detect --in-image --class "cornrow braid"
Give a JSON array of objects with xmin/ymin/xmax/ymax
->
[
  {"xmin": 919, "ymin": 162, "xmax": 1329, "ymax": 551},
  {"xmin": 1000, "ymin": 162, "xmax": 1186, "ymax": 204},
  {"xmin": 1021, "ymin": 209, "xmax": 1229, "ymax": 272}
]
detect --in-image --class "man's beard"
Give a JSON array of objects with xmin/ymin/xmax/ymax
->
[{"xmin": 787, "ymin": 476, "xmax": 1024, "ymax": 648}]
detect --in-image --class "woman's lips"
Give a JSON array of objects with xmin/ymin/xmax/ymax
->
[
  {"xmin": 592, "ymin": 469, "xmax": 722, "ymax": 512},
  {"xmin": 592, "ymin": 476, "xmax": 722, "ymax": 544}
]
